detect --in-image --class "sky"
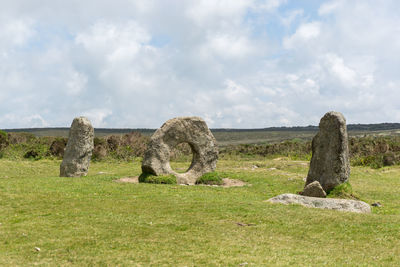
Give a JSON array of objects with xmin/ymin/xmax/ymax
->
[{"xmin": 1, "ymin": 0, "xmax": 400, "ymax": 129}]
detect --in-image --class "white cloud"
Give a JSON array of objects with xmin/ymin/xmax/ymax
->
[
  {"xmin": 75, "ymin": 20, "xmax": 151, "ymax": 63},
  {"xmin": 186, "ymin": 0, "xmax": 250, "ymax": 27},
  {"xmin": 323, "ymin": 53, "xmax": 357, "ymax": 86},
  {"xmin": 202, "ymin": 34, "xmax": 255, "ymax": 60},
  {"xmin": 0, "ymin": 0, "xmax": 400, "ymax": 129},
  {"xmin": 281, "ymin": 9, "xmax": 304, "ymax": 27},
  {"xmin": 66, "ymin": 71, "xmax": 88, "ymax": 96},
  {"xmin": 0, "ymin": 114, "xmax": 49, "ymax": 128},
  {"xmin": 256, "ymin": 0, "xmax": 287, "ymax": 12},
  {"xmin": 82, "ymin": 109, "xmax": 112, "ymax": 128},
  {"xmin": 318, "ymin": 0, "xmax": 343, "ymax": 16},
  {"xmin": 223, "ymin": 79, "xmax": 252, "ymax": 102},
  {"xmin": 0, "ymin": 18, "xmax": 35, "ymax": 48},
  {"xmin": 284, "ymin": 22, "xmax": 321, "ymax": 49}
]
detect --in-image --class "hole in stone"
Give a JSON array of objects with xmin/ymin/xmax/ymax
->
[{"xmin": 170, "ymin": 142, "xmax": 194, "ymax": 173}]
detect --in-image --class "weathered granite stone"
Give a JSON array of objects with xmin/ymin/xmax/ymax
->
[
  {"xmin": 141, "ymin": 117, "xmax": 218, "ymax": 185},
  {"xmin": 305, "ymin": 111, "xmax": 350, "ymax": 192},
  {"xmin": 60, "ymin": 117, "xmax": 94, "ymax": 177},
  {"xmin": 268, "ymin": 194, "xmax": 371, "ymax": 213},
  {"xmin": 301, "ymin": 181, "xmax": 326, "ymax": 198}
]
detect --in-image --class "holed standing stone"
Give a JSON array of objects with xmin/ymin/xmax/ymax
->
[
  {"xmin": 305, "ymin": 111, "xmax": 350, "ymax": 192},
  {"xmin": 141, "ymin": 117, "xmax": 218, "ymax": 185},
  {"xmin": 60, "ymin": 116, "xmax": 94, "ymax": 177}
]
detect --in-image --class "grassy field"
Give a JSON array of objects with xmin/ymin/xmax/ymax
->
[{"xmin": 1, "ymin": 158, "xmax": 400, "ymax": 266}]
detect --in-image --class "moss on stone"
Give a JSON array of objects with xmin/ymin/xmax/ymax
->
[{"xmin": 138, "ymin": 173, "xmax": 177, "ymax": 184}]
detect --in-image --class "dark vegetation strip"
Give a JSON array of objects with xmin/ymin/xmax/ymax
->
[
  {"xmin": 3, "ymin": 122, "xmax": 400, "ymax": 136},
  {"xmin": 1, "ymin": 129, "xmax": 400, "ymax": 169}
]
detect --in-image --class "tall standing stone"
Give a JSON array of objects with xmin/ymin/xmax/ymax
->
[
  {"xmin": 305, "ymin": 111, "xmax": 350, "ymax": 192},
  {"xmin": 60, "ymin": 116, "xmax": 94, "ymax": 177}
]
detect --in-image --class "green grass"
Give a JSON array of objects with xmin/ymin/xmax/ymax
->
[{"xmin": 1, "ymin": 158, "xmax": 400, "ymax": 266}]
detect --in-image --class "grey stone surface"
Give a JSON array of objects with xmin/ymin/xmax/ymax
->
[
  {"xmin": 302, "ymin": 181, "xmax": 326, "ymax": 198},
  {"xmin": 60, "ymin": 116, "xmax": 94, "ymax": 177},
  {"xmin": 141, "ymin": 117, "xmax": 218, "ymax": 185},
  {"xmin": 306, "ymin": 111, "xmax": 350, "ymax": 192},
  {"xmin": 268, "ymin": 193, "xmax": 371, "ymax": 213}
]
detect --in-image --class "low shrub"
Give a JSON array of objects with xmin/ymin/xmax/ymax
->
[
  {"xmin": 195, "ymin": 172, "xmax": 223, "ymax": 185},
  {"xmin": 7, "ymin": 132, "xmax": 36, "ymax": 144},
  {"xmin": 92, "ymin": 132, "xmax": 150, "ymax": 161},
  {"xmin": 23, "ymin": 143, "xmax": 49, "ymax": 160},
  {"xmin": 138, "ymin": 173, "xmax": 177, "ymax": 184},
  {"xmin": 219, "ymin": 141, "xmax": 311, "ymax": 160},
  {"xmin": 24, "ymin": 150, "xmax": 40, "ymax": 159},
  {"xmin": 352, "ymin": 155, "xmax": 384, "ymax": 169},
  {"xmin": 382, "ymin": 152, "xmax": 397, "ymax": 166},
  {"xmin": 92, "ymin": 145, "xmax": 108, "ymax": 161},
  {"xmin": 0, "ymin": 130, "xmax": 9, "ymax": 150},
  {"xmin": 49, "ymin": 138, "xmax": 67, "ymax": 158}
]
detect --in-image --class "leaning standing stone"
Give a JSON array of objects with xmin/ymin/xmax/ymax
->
[
  {"xmin": 305, "ymin": 111, "xmax": 350, "ymax": 192},
  {"xmin": 60, "ymin": 116, "xmax": 94, "ymax": 177},
  {"xmin": 141, "ymin": 117, "xmax": 218, "ymax": 185}
]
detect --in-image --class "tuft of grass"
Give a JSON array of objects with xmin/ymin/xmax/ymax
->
[
  {"xmin": 327, "ymin": 182, "xmax": 360, "ymax": 200},
  {"xmin": 195, "ymin": 171, "xmax": 223, "ymax": 185},
  {"xmin": 138, "ymin": 173, "xmax": 177, "ymax": 184}
]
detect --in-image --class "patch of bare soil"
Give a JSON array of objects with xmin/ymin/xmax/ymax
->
[
  {"xmin": 222, "ymin": 178, "xmax": 247, "ymax": 187},
  {"xmin": 273, "ymin": 157, "xmax": 288, "ymax": 161},
  {"xmin": 114, "ymin": 176, "xmax": 139, "ymax": 184}
]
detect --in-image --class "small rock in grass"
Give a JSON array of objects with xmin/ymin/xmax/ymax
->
[
  {"xmin": 236, "ymin": 222, "xmax": 255, "ymax": 227},
  {"xmin": 301, "ymin": 181, "xmax": 326, "ymax": 198},
  {"xmin": 35, "ymin": 247, "xmax": 41, "ymax": 252},
  {"xmin": 371, "ymin": 202, "xmax": 382, "ymax": 207},
  {"xmin": 268, "ymin": 193, "xmax": 371, "ymax": 213}
]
